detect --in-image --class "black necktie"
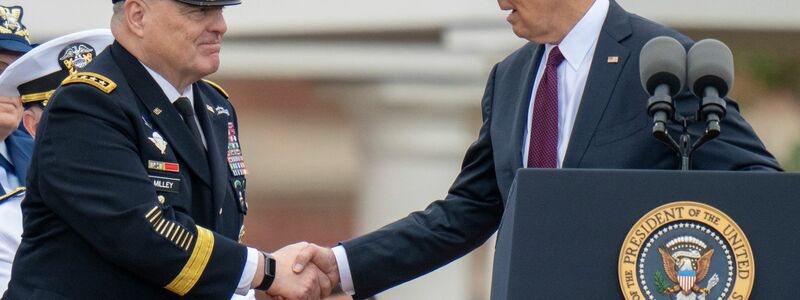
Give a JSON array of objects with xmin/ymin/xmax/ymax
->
[{"xmin": 173, "ymin": 97, "xmax": 205, "ymax": 151}]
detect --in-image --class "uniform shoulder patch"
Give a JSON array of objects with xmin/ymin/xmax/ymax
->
[
  {"xmin": 202, "ymin": 79, "xmax": 229, "ymax": 99},
  {"xmin": 61, "ymin": 72, "xmax": 117, "ymax": 94}
]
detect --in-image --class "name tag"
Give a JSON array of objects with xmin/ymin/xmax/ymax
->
[{"xmin": 149, "ymin": 175, "xmax": 181, "ymax": 193}]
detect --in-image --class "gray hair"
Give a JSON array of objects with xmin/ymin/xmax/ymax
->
[{"xmin": 110, "ymin": 2, "xmax": 125, "ymax": 28}]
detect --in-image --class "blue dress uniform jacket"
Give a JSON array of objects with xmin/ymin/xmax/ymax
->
[
  {"xmin": 0, "ymin": 129, "xmax": 33, "ymax": 291},
  {"xmin": 4, "ymin": 42, "xmax": 250, "ymax": 299},
  {"xmin": 339, "ymin": 1, "xmax": 781, "ymax": 299}
]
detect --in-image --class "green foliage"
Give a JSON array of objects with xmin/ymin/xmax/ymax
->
[
  {"xmin": 741, "ymin": 52, "xmax": 800, "ymax": 93},
  {"xmin": 785, "ymin": 141, "xmax": 800, "ymax": 171},
  {"xmin": 654, "ymin": 271, "xmax": 671, "ymax": 295}
]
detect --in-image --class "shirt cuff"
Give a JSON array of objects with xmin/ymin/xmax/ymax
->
[
  {"xmin": 236, "ymin": 247, "xmax": 259, "ymax": 295},
  {"xmin": 332, "ymin": 245, "xmax": 355, "ymax": 295}
]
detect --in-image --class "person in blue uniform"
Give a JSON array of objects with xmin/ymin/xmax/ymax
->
[
  {"xmin": 0, "ymin": 4, "xmax": 33, "ymax": 293},
  {"xmin": 0, "ymin": 28, "xmax": 114, "ymax": 295},
  {"xmin": 3, "ymin": 1, "xmax": 331, "ymax": 299}
]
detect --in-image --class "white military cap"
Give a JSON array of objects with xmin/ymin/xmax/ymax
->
[{"xmin": 0, "ymin": 28, "xmax": 113, "ymax": 107}]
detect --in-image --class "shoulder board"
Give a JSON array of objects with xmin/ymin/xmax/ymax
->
[
  {"xmin": 61, "ymin": 72, "xmax": 117, "ymax": 94},
  {"xmin": 202, "ymin": 79, "xmax": 229, "ymax": 99},
  {"xmin": 0, "ymin": 187, "xmax": 25, "ymax": 205}
]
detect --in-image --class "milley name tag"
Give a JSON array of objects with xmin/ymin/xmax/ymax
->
[{"xmin": 149, "ymin": 175, "xmax": 181, "ymax": 193}]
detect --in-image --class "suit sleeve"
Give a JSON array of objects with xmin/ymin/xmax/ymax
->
[
  {"xmin": 341, "ymin": 64, "xmax": 505, "ymax": 299},
  {"xmin": 672, "ymin": 92, "xmax": 782, "ymax": 171},
  {"xmin": 36, "ymin": 84, "xmax": 246, "ymax": 298}
]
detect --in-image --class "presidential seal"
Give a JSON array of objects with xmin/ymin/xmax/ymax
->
[{"xmin": 619, "ymin": 202, "xmax": 753, "ymax": 300}]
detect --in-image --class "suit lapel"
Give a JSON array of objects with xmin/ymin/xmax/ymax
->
[
  {"xmin": 193, "ymin": 86, "xmax": 229, "ymax": 227},
  {"xmin": 510, "ymin": 44, "xmax": 545, "ymax": 170},
  {"xmin": 109, "ymin": 42, "xmax": 212, "ymax": 187},
  {"xmin": 562, "ymin": 1, "xmax": 632, "ymax": 168}
]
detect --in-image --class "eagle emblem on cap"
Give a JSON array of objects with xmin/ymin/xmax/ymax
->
[
  {"xmin": 59, "ymin": 43, "xmax": 97, "ymax": 74},
  {"xmin": 0, "ymin": 6, "xmax": 30, "ymax": 43}
]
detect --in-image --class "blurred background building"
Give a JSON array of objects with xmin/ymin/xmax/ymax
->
[{"xmin": 13, "ymin": 0, "xmax": 800, "ymax": 299}]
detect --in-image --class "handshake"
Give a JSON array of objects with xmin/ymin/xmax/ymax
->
[{"xmin": 255, "ymin": 242, "xmax": 341, "ymax": 300}]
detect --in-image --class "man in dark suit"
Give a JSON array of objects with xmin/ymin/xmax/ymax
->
[
  {"xmin": 3, "ymin": 0, "xmax": 331, "ymax": 299},
  {"xmin": 0, "ymin": 4, "xmax": 34, "ymax": 292},
  {"xmin": 291, "ymin": 0, "xmax": 781, "ymax": 299}
]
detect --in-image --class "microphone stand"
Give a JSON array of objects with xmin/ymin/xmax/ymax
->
[{"xmin": 650, "ymin": 97, "xmax": 725, "ymax": 171}]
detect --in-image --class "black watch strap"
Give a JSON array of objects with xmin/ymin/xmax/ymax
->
[{"xmin": 255, "ymin": 251, "xmax": 276, "ymax": 291}]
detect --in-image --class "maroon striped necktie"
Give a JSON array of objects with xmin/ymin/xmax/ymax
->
[{"xmin": 527, "ymin": 47, "xmax": 565, "ymax": 168}]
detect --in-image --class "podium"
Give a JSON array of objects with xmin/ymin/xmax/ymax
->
[{"xmin": 490, "ymin": 169, "xmax": 799, "ymax": 299}]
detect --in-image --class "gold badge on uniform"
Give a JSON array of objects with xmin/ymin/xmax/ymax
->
[
  {"xmin": 619, "ymin": 202, "xmax": 754, "ymax": 300},
  {"xmin": 148, "ymin": 131, "xmax": 168, "ymax": 155}
]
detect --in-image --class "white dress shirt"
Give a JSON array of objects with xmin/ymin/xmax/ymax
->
[
  {"xmin": 332, "ymin": 0, "xmax": 610, "ymax": 295},
  {"xmin": 522, "ymin": 0, "xmax": 609, "ymax": 168},
  {"xmin": 0, "ymin": 141, "xmax": 23, "ymax": 293},
  {"xmin": 142, "ymin": 63, "xmax": 258, "ymax": 298}
]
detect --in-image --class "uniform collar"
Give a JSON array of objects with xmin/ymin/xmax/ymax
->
[
  {"xmin": 140, "ymin": 62, "xmax": 195, "ymax": 105},
  {"xmin": 0, "ymin": 140, "xmax": 9, "ymax": 164}
]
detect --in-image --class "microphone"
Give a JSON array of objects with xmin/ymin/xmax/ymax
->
[
  {"xmin": 687, "ymin": 39, "xmax": 733, "ymax": 136},
  {"xmin": 640, "ymin": 36, "xmax": 687, "ymax": 135}
]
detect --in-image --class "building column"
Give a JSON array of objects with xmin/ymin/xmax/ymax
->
[{"xmin": 330, "ymin": 82, "xmax": 493, "ymax": 300}]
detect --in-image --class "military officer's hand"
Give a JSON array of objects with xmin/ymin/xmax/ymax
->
[
  {"xmin": 267, "ymin": 242, "xmax": 332, "ymax": 300},
  {"xmin": 292, "ymin": 243, "xmax": 340, "ymax": 293}
]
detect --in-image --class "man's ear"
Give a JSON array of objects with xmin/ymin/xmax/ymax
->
[
  {"xmin": 124, "ymin": 0, "xmax": 150, "ymax": 38},
  {"xmin": 22, "ymin": 109, "xmax": 39, "ymax": 139}
]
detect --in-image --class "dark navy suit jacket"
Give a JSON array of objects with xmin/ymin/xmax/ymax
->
[
  {"xmin": 341, "ymin": 1, "xmax": 781, "ymax": 298},
  {"xmin": 4, "ymin": 42, "xmax": 249, "ymax": 299}
]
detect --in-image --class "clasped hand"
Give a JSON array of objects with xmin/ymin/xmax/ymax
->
[{"xmin": 263, "ymin": 242, "xmax": 340, "ymax": 300}]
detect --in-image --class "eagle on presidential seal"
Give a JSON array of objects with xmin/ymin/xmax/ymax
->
[{"xmin": 657, "ymin": 236, "xmax": 719, "ymax": 300}]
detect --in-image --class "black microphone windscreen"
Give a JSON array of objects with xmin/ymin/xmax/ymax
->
[
  {"xmin": 640, "ymin": 36, "xmax": 686, "ymax": 96},
  {"xmin": 687, "ymin": 39, "xmax": 734, "ymax": 98}
]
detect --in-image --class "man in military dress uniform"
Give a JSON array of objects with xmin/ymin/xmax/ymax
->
[
  {"xmin": 3, "ymin": 1, "xmax": 332, "ymax": 299},
  {"xmin": 0, "ymin": 4, "xmax": 33, "ymax": 293}
]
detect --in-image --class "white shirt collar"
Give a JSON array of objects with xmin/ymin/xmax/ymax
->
[
  {"xmin": 0, "ymin": 140, "xmax": 9, "ymax": 164},
  {"xmin": 140, "ymin": 62, "xmax": 194, "ymax": 105},
  {"xmin": 549, "ymin": 0, "xmax": 609, "ymax": 71}
]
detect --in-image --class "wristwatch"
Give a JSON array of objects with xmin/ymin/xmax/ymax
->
[{"xmin": 255, "ymin": 251, "xmax": 276, "ymax": 291}]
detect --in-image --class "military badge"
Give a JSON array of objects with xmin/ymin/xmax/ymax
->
[
  {"xmin": 149, "ymin": 131, "xmax": 169, "ymax": 155},
  {"xmin": 215, "ymin": 106, "xmax": 230, "ymax": 116},
  {"xmin": 206, "ymin": 104, "xmax": 215, "ymax": 113},
  {"xmin": 619, "ymin": 202, "xmax": 753, "ymax": 300},
  {"xmin": 58, "ymin": 42, "xmax": 97, "ymax": 74},
  {"xmin": 148, "ymin": 160, "xmax": 180, "ymax": 173},
  {"xmin": 0, "ymin": 6, "xmax": 31, "ymax": 44}
]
